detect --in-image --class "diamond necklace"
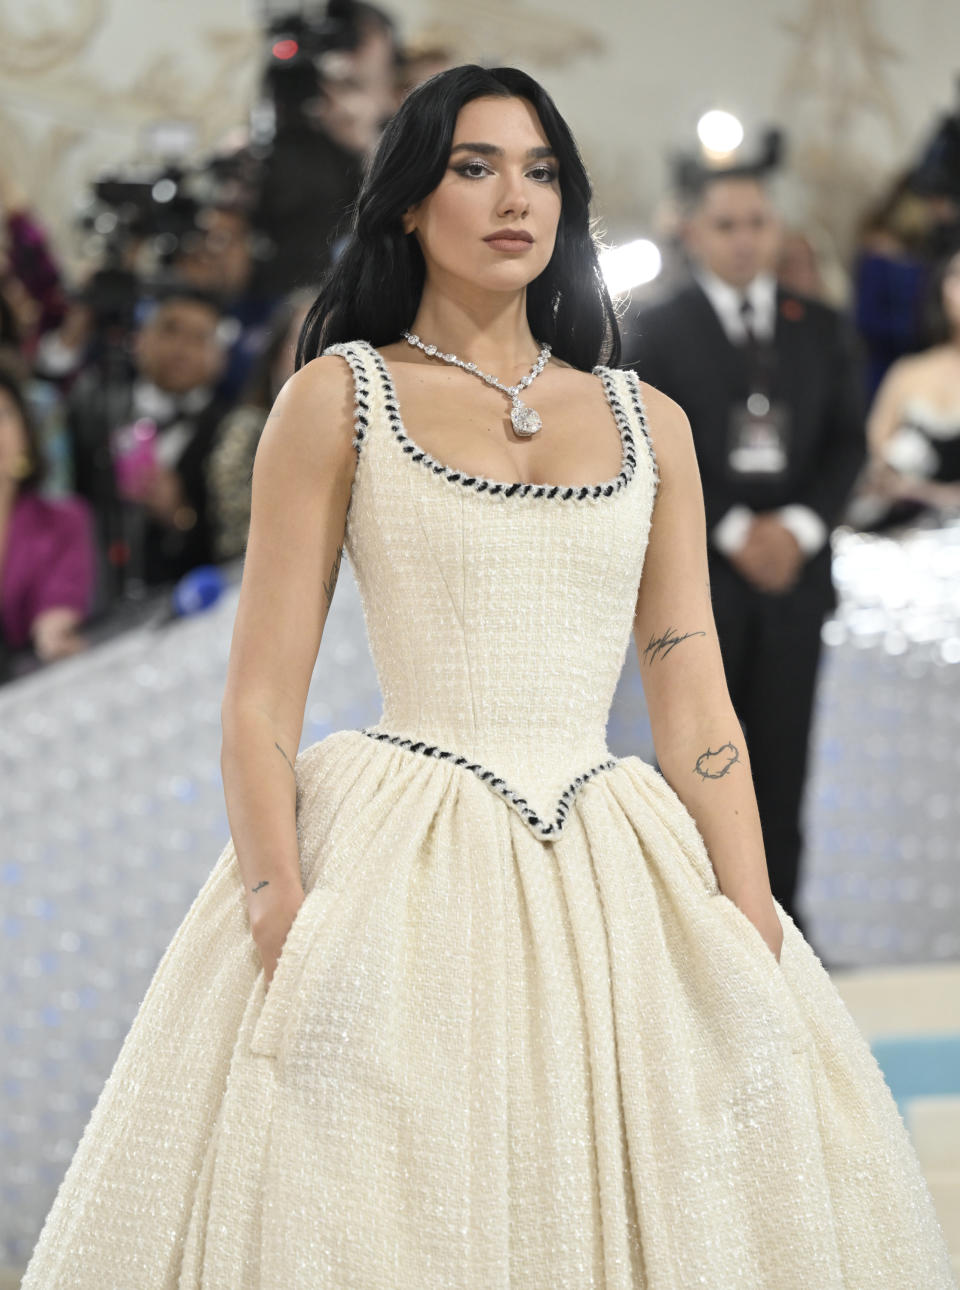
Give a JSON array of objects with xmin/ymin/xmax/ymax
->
[{"xmin": 401, "ymin": 330, "xmax": 551, "ymax": 437}]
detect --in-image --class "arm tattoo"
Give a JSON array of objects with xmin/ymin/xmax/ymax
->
[
  {"xmin": 322, "ymin": 543, "xmax": 343, "ymax": 609},
  {"xmin": 255, "ymin": 740, "xmax": 298, "ymax": 892},
  {"xmin": 274, "ymin": 740, "xmax": 296, "ymax": 782},
  {"xmin": 642, "ymin": 624, "xmax": 707, "ymax": 664},
  {"xmin": 693, "ymin": 741, "xmax": 740, "ymax": 779}
]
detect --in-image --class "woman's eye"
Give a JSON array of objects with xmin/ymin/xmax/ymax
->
[
  {"xmin": 453, "ymin": 161, "xmax": 490, "ymax": 179},
  {"xmin": 452, "ymin": 160, "xmax": 557, "ymax": 182}
]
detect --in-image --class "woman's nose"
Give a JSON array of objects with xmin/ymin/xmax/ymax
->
[{"xmin": 496, "ymin": 173, "xmax": 530, "ymax": 220}]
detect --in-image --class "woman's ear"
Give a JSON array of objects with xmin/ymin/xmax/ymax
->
[{"xmin": 401, "ymin": 206, "xmax": 418, "ymax": 235}]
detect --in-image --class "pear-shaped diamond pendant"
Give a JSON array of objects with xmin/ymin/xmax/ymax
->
[
  {"xmin": 511, "ymin": 400, "xmax": 542, "ymax": 437},
  {"xmin": 402, "ymin": 331, "xmax": 551, "ymax": 437}
]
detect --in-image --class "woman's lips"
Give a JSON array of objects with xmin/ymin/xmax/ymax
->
[{"xmin": 484, "ymin": 236, "xmax": 534, "ymax": 252}]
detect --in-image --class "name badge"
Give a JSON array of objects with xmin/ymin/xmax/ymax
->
[{"xmin": 726, "ymin": 397, "xmax": 791, "ymax": 477}]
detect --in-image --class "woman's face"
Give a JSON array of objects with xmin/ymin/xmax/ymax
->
[
  {"xmin": 402, "ymin": 95, "xmax": 562, "ymax": 297},
  {"xmin": 941, "ymin": 251, "xmax": 960, "ymax": 335},
  {"xmin": 0, "ymin": 387, "xmax": 28, "ymax": 484}
]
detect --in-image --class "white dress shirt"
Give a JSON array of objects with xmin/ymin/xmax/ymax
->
[
  {"xmin": 130, "ymin": 380, "xmax": 214, "ymax": 471},
  {"xmin": 691, "ymin": 264, "xmax": 828, "ymax": 559},
  {"xmin": 693, "ymin": 263, "xmax": 777, "ymax": 345}
]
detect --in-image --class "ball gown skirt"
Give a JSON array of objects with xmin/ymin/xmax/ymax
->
[{"xmin": 20, "ymin": 340, "xmax": 957, "ymax": 1288}]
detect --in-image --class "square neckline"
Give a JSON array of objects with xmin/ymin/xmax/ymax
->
[{"xmin": 357, "ymin": 339, "xmax": 642, "ymax": 503}]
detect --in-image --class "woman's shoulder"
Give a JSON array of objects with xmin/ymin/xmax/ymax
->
[
  {"xmin": 884, "ymin": 346, "xmax": 950, "ymax": 384},
  {"xmin": 253, "ymin": 353, "xmax": 359, "ymax": 476},
  {"xmin": 271, "ymin": 350, "xmax": 358, "ymax": 415}
]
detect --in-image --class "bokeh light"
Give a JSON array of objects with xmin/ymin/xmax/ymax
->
[
  {"xmin": 696, "ymin": 108, "xmax": 744, "ymax": 157},
  {"xmin": 599, "ymin": 238, "xmax": 662, "ymax": 295}
]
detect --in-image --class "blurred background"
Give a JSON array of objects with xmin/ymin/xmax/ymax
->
[{"xmin": 2, "ymin": 0, "xmax": 960, "ymax": 1282}]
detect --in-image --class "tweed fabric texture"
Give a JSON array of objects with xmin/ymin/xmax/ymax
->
[{"xmin": 20, "ymin": 339, "xmax": 957, "ymax": 1289}]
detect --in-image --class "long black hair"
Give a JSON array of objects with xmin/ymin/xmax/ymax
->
[{"xmin": 296, "ymin": 64, "xmax": 620, "ymax": 371}]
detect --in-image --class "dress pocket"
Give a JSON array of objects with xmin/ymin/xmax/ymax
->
[
  {"xmin": 249, "ymin": 888, "xmax": 330, "ymax": 1059},
  {"xmin": 709, "ymin": 891, "xmax": 810, "ymax": 1055},
  {"xmin": 710, "ymin": 890, "xmax": 785, "ymax": 974}
]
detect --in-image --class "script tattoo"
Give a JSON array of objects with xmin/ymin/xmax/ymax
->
[
  {"xmin": 252, "ymin": 880, "xmax": 269, "ymax": 894},
  {"xmin": 323, "ymin": 543, "xmax": 343, "ymax": 609},
  {"xmin": 642, "ymin": 625, "xmax": 707, "ymax": 664},
  {"xmin": 693, "ymin": 742, "xmax": 741, "ymax": 779}
]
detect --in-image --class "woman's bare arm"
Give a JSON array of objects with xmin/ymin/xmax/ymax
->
[
  {"xmin": 219, "ymin": 354, "xmax": 356, "ymax": 938},
  {"xmin": 865, "ymin": 358, "xmax": 908, "ymax": 462},
  {"xmin": 632, "ymin": 384, "xmax": 781, "ymax": 953}
]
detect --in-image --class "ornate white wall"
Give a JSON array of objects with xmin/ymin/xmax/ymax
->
[
  {"xmin": 1, "ymin": 0, "xmax": 959, "ymax": 283},
  {"xmin": 0, "ymin": 0, "xmax": 260, "ymax": 275}
]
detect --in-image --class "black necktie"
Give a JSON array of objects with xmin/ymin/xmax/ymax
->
[
  {"xmin": 738, "ymin": 294, "xmax": 758, "ymax": 347},
  {"xmin": 737, "ymin": 293, "xmax": 774, "ymax": 395}
]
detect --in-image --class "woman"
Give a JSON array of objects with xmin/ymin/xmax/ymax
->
[
  {"xmin": 0, "ymin": 366, "xmax": 94, "ymax": 666},
  {"xmin": 850, "ymin": 243, "xmax": 960, "ymax": 531},
  {"xmin": 21, "ymin": 67, "xmax": 955, "ymax": 1289}
]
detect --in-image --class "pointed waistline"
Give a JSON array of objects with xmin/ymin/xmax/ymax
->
[{"xmin": 355, "ymin": 725, "xmax": 620, "ymax": 842}]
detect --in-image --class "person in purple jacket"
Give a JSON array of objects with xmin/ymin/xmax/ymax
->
[{"xmin": 0, "ymin": 366, "xmax": 95, "ymax": 663}]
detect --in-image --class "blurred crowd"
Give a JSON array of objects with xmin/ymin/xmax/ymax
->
[
  {"xmin": 1, "ymin": 1, "xmax": 959, "ymax": 686},
  {"xmin": 0, "ymin": 2, "xmax": 459, "ymax": 683}
]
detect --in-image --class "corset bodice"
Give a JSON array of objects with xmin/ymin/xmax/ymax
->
[
  {"xmin": 887, "ymin": 396, "xmax": 960, "ymax": 482},
  {"xmin": 325, "ymin": 340, "xmax": 659, "ymax": 838}
]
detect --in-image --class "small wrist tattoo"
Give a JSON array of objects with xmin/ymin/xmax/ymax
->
[
  {"xmin": 693, "ymin": 741, "xmax": 740, "ymax": 779},
  {"xmin": 323, "ymin": 544, "xmax": 343, "ymax": 609},
  {"xmin": 274, "ymin": 740, "xmax": 296, "ymax": 780},
  {"xmin": 252, "ymin": 880, "xmax": 269, "ymax": 893}
]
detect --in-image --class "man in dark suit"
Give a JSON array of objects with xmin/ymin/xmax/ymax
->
[{"xmin": 623, "ymin": 168, "xmax": 866, "ymax": 939}]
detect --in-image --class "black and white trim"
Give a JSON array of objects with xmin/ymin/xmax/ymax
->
[
  {"xmin": 323, "ymin": 342, "xmax": 374, "ymax": 454},
  {"xmin": 353, "ymin": 339, "xmax": 640, "ymax": 503},
  {"xmin": 623, "ymin": 368, "xmax": 660, "ymax": 502},
  {"xmin": 357, "ymin": 726, "xmax": 619, "ymax": 840}
]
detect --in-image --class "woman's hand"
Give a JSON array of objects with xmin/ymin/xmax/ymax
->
[
  {"xmin": 31, "ymin": 607, "xmax": 88, "ymax": 661},
  {"xmin": 763, "ymin": 923, "xmax": 784, "ymax": 964},
  {"xmin": 750, "ymin": 908, "xmax": 784, "ymax": 964},
  {"xmin": 729, "ymin": 514, "xmax": 804, "ymax": 594},
  {"xmin": 249, "ymin": 882, "xmax": 306, "ymax": 989},
  {"xmin": 725, "ymin": 891, "xmax": 784, "ymax": 964},
  {"xmin": 139, "ymin": 464, "xmax": 191, "ymax": 526}
]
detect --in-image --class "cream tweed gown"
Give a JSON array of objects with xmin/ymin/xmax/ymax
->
[{"xmin": 21, "ymin": 339, "xmax": 957, "ymax": 1290}]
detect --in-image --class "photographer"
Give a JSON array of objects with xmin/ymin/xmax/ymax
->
[
  {"xmin": 174, "ymin": 202, "xmax": 279, "ymax": 402},
  {"xmin": 65, "ymin": 284, "xmax": 230, "ymax": 607},
  {"xmin": 250, "ymin": 1, "xmax": 402, "ymax": 296}
]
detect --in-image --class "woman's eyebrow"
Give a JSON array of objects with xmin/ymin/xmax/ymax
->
[{"xmin": 449, "ymin": 142, "xmax": 557, "ymax": 159}]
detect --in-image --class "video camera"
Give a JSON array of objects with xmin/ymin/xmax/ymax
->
[{"xmin": 261, "ymin": 1, "xmax": 395, "ymax": 130}]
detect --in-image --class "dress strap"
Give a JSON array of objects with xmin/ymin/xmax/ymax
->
[
  {"xmin": 321, "ymin": 340, "xmax": 379, "ymax": 459},
  {"xmin": 596, "ymin": 365, "xmax": 660, "ymax": 503},
  {"xmin": 621, "ymin": 367, "xmax": 660, "ymax": 501}
]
